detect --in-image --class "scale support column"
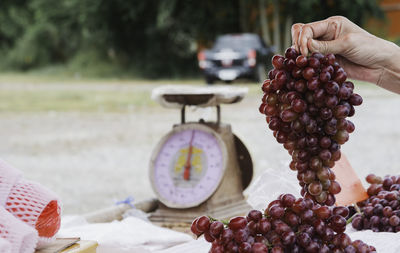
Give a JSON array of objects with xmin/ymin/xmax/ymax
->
[{"xmin": 181, "ymin": 105, "xmax": 221, "ymax": 125}]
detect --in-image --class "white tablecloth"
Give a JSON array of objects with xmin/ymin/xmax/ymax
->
[{"xmin": 56, "ymin": 166, "xmax": 400, "ymax": 252}]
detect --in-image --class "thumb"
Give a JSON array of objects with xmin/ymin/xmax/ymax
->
[{"xmin": 308, "ymin": 38, "xmax": 343, "ymax": 55}]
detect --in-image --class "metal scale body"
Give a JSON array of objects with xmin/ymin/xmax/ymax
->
[{"xmin": 149, "ymin": 86, "xmax": 253, "ymax": 225}]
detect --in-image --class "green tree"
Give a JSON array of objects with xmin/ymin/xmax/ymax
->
[{"xmin": 0, "ymin": 0, "xmax": 385, "ymax": 77}]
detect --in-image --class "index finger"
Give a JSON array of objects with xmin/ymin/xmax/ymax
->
[
  {"xmin": 306, "ymin": 19, "xmax": 337, "ymax": 40},
  {"xmin": 298, "ymin": 19, "xmax": 337, "ymax": 55},
  {"xmin": 291, "ymin": 23, "xmax": 303, "ymax": 52}
]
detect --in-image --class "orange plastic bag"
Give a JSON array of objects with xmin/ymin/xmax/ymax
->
[{"xmin": 332, "ymin": 154, "xmax": 368, "ymax": 206}]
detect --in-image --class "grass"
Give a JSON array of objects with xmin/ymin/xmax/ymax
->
[
  {"xmin": 0, "ymin": 71, "xmax": 264, "ymax": 113},
  {"xmin": 0, "ymin": 70, "xmax": 204, "ymax": 85},
  {"xmin": 0, "ymin": 88, "xmax": 158, "ymax": 112},
  {"xmin": 0, "ymin": 70, "xmax": 377, "ymax": 113},
  {"xmin": 0, "ymin": 69, "xmax": 210, "ymax": 112}
]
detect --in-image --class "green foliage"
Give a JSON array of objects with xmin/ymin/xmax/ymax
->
[
  {"xmin": 0, "ymin": 0, "xmax": 385, "ymax": 78},
  {"xmin": 283, "ymin": 0, "xmax": 384, "ymax": 25}
]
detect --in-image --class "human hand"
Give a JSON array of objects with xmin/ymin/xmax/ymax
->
[{"xmin": 291, "ymin": 16, "xmax": 400, "ymax": 91}]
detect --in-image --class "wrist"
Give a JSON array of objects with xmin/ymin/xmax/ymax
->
[
  {"xmin": 376, "ymin": 42, "xmax": 400, "ymax": 94},
  {"xmin": 382, "ymin": 40, "xmax": 400, "ymax": 73},
  {"xmin": 376, "ymin": 68, "xmax": 400, "ymax": 94}
]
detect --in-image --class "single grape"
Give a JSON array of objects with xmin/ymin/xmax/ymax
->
[
  {"xmin": 294, "ymin": 79, "xmax": 307, "ymax": 92},
  {"xmin": 308, "ymin": 181, "xmax": 323, "ymax": 196},
  {"xmin": 209, "ymin": 221, "xmax": 224, "ymax": 238},
  {"xmin": 266, "ymin": 93, "xmax": 278, "ymax": 105},
  {"xmin": 272, "ymin": 55, "xmax": 285, "ymax": 69},
  {"xmin": 275, "ymin": 70, "xmax": 287, "ymax": 86},
  {"xmin": 285, "ymin": 47, "xmax": 298, "ymax": 60},
  {"xmin": 228, "ymin": 216, "xmax": 247, "ymax": 231},
  {"xmin": 280, "ymin": 109, "xmax": 298, "ymax": 122},
  {"xmin": 325, "ymin": 81, "xmax": 340, "ymax": 95},
  {"xmin": 349, "ymin": 93, "xmax": 363, "ymax": 106},
  {"xmin": 333, "ymin": 105, "xmax": 350, "ymax": 119},
  {"xmin": 329, "ymin": 180, "xmax": 341, "ymax": 195},
  {"xmin": 191, "ymin": 217, "xmax": 203, "ymax": 236},
  {"xmin": 247, "ymin": 210, "xmax": 263, "ymax": 222},
  {"xmin": 284, "ymin": 58, "xmax": 296, "ymax": 71},
  {"xmin": 196, "ymin": 216, "xmax": 211, "ymax": 232},
  {"xmin": 281, "ymin": 193, "xmax": 296, "ymax": 207},
  {"xmin": 308, "ymin": 57, "xmax": 320, "ymax": 69},
  {"xmin": 291, "ymin": 66, "xmax": 303, "ymax": 79},
  {"xmin": 251, "ymin": 242, "xmax": 268, "ymax": 253},
  {"xmin": 325, "ymin": 53, "xmax": 336, "ymax": 65},
  {"xmin": 334, "ymin": 71, "xmax": 347, "ymax": 84},
  {"xmin": 302, "ymin": 67, "xmax": 316, "ymax": 80},
  {"xmin": 238, "ymin": 242, "xmax": 252, "ymax": 253},
  {"xmin": 307, "ymin": 77, "xmax": 320, "ymax": 90},
  {"xmin": 295, "ymin": 55, "xmax": 308, "ymax": 68},
  {"xmin": 321, "ymin": 65, "xmax": 334, "ymax": 75},
  {"xmin": 338, "ymin": 85, "xmax": 351, "ymax": 99},
  {"xmin": 258, "ymin": 218, "xmax": 271, "ymax": 235},
  {"xmin": 319, "ymin": 71, "xmax": 331, "ymax": 83},
  {"xmin": 269, "ymin": 205, "xmax": 285, "ymax": 219},
  {"xmin": 234, "ymin": 228, "xmax": 249, "ymax": 243},
  {"xmin": 204, "ymin": 230, "xmax": 215, "ymax": 242},
  {"xmin": 333, "ymin": 206, "xmax": 350, "ymax": 219},
  {"xmin": 325, "ymin": 95, "xmax": 339, "ymax": 108}
]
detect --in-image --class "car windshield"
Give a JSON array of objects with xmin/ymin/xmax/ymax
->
[{"xmin": 213, "ymin": 35, "xmax": 261, "ymax": 50}]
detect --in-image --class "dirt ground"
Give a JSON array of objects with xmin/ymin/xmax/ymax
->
[{"xmin": 0, "ymin": 81, "xmax": 399, "ymax": 214}]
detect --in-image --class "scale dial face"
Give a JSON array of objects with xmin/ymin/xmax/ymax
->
[{"xmin": 150, "ymin": 124, "xmax": 227, "ymax": 208}]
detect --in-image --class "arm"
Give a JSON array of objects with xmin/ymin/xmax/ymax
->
[{"xmin": 291, "ymin": 16, "xmax": 400, "ymax": 94}]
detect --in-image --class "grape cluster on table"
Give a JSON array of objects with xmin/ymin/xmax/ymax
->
[
  {"xmin": 259, "ymin": 48, "xmax": 362, "ymax": 205},
  {"xmin": 192, "ymin": 194, "xmax": 376, "ymax": 252},
  {"xmin": 352, "ymin": 174, "xmax": 400, "ymax": 233},
  {"xmin": 190, "ymin": 48, "xmax": 376, "ymax": 252}
]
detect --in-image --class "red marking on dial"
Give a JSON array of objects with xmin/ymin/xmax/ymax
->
[{"xmin": 183, "ymin": 130, "xmax": 195, "ymax": 180}]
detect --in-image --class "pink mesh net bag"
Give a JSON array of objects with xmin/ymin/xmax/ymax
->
[
  {"xmin": 0, "ymin": 207, "xmax": 38, "ymax": 253},
  {"xmin": 0, "ymin": 159, "xmax": 22, "ymax": 207},
  {"xmin": 0, "ymin": 237, "xmax": 11, "ymax": 253},
  {"xmin": 0, "ymin": 158, "xmax": 62, "ymax": 243},
  {"xmin": 5, "ymin": 178, "xmax": 61, "ymax": 242}
]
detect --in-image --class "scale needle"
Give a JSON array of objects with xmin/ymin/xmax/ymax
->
[{"xmin": 183, "ymin": 130, "xmax": 195, "ymax": 181}]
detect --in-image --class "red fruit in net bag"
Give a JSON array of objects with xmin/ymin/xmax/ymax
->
[
  {"xmin": 36, "ymin": 200, "xmax": 61, "ymax": 238},
  {"xmin": 5, "ymin": 179, "xmax": 61, "ymax": 239}
]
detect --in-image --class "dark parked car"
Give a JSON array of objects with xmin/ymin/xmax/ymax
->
[{"xmin": 197, "ymin": 33, "xmax": 274, "ymax": 84}]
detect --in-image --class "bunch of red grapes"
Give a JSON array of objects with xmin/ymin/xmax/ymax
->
[
  {"xmin": 259, "ymin": 48, "xmax": 363, "ymax": 205},
  {"xmin": 190, "ymin": 48, "xmax": 377, "ymax": 252},
  {"xmin": 192, "ymin": 194, "xmax": 376, "ymax": 252},
  {"xmin": 352, "ymin": 174, "xmax": 400, "ymax": 232}
]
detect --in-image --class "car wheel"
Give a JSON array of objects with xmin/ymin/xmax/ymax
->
[
  {"xmin": 205, "ymin": 76, "xmax": 214, "ymax": 85},
  {"xmin": 255, "ymin": 64, "xmax": 267, "ymax": 83}
]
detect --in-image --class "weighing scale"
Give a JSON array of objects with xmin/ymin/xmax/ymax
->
[{"xmin": 149, "ymin": 86, "xmax": 253, "ymax": 224}]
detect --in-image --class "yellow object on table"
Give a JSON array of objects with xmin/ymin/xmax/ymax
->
[
  {"xmin": 36, "ymin": 238, "xmax": 98, "ymax": 253},
  {"xmin": 61, "ymin": 240, "xmax": 98, "ymax": 253}
]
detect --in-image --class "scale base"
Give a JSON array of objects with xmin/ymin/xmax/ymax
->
[{"xmin": 149, "ymin": 196, "xmax": 251, "ymax": 224}]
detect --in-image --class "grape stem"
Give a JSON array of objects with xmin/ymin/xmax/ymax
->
[
  {"xmin": 354, "ymin": 204, "xmax": 362, "ymax": 214},
  {"xmin": 264, "ymin": 242, "xmax": 273, "ymax": 249},
  {"xmin": 220, "ymin": 219, "xmax": 229, "ymax": 226},
  {"xmin": 207, "ymin": 216, "xmax": 218, "ymax": 222},
  {"xmin": 346, "ymin": 212, "xmax": 360, "ymax": 225}
]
